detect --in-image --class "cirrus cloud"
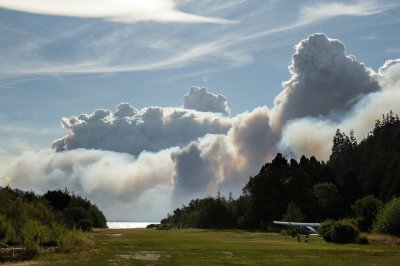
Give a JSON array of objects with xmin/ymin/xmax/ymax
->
[{"xmin": 0, "ymin": 0, "xmax": 233, "ymax": 24}]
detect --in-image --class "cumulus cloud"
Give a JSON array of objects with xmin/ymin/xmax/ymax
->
[
  {"xmin": 0, "ymin": 0, "xmax": 233, "ymax": 24},
  {"xmin": 183, "ymin": 87, "xmax": 230, "ymax": 115},
  {"xmin": 3, "ymin": 34, "xmax": 400, "ymax": 221},
  {"xmin": 53, "ymin": 100, "xmax": 231, "ymax": 156},
  {"xmin": 271, "ymin": 33, "xmax": 379, "ymax": 129}
]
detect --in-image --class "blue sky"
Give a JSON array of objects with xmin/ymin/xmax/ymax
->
[{"xmin": 0, "ymin": 0, "xmax": 400, "ymax": 220}]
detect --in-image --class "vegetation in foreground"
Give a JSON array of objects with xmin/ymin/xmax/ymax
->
[
  {"xmin": 0, "ymin": 187, "xmax": 106, "ymax": 261},
  {"xmin": 17, "ymin": 228, "xmax": 400, "ymax": 266}
]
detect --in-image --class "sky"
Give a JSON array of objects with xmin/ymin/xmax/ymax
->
[{"xmin": 0, "ymin": 0, "xmax": 400, "ymax": 221}]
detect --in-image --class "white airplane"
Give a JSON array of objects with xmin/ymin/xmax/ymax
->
[{"xmin": 273, "ymin": 221, "xmax": 320, "ymax": 241}]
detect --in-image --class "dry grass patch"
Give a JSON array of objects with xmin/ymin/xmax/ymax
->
[{"xmin": 367, "ymin": 234, "xmax": 400, "ymax": 246}]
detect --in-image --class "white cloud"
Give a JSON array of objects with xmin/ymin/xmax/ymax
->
[
  {"xmin": 0, "ymin": 0, "xmax": 394, "ymax": 78},
  {"xmin": 183, "ymin": 87, "xmax": 230, "ymax": 115},
  {"xmin": 378, "ymin": 59, "xmax": 400, "ymax": 88},
  {"xmin": 53, "ymin": 102, "xmax": 231, "ymax": 156},
  {"xmin": 300, "ymin": 0, "xmax": 396, "ymax": 23},
  {"xmin": 0, "ymin": 0, "xmax": 233, "ymax": 24}
]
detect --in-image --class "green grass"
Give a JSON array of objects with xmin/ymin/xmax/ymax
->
[{"xmin": 27, "ymin": 229, "xmax": 400, "ymax": 265}]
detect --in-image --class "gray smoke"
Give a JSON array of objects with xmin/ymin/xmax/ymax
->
[
  {"xmin": 279, "ymin": 57, "xmax": 400, "ymax": 159},
  {"xmin": 4, "ymin": 148, "xmax": 176, "ymax": 221},
  {"xmin": 271, "ymin": 33, "xmax": 379, "ymax": 130},
  {"xmin": 171, "ymin": 107, "xmax": 276, "ymax": 203}
]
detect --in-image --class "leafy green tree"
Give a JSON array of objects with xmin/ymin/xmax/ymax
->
[
  {"xmin": 339, "ymin": 170, "xmax": 363, "ymax": 214},
  {"xmin": 351, "ymin": 195, "xmax": 383, "ymax": 232},
  {"xmin": 312, "ymin": 182, "xmax": 343, "ymax": 219},
  {"xmin": 373, "ymin": 197, "xmax": 400, "ymax": 236},
  {"xmin": 282, "ymin": 201, "xmax": 304, "ymax": 222},
  {"xmin": 243, "ymin": 153, "xmax": 289, "ymax": 229}
]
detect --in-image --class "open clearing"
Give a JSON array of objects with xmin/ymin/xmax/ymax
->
[{"xmin": 17, "ymin": 229, "xmax": 400, "ymax": 265}]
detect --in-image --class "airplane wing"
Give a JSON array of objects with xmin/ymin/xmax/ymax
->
[{"xmin": 273, "ymin": 221, "xmax": 320, "ymax": 227}]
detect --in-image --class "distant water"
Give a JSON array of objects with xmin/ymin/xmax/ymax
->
[{"xmin": 107, "ymin": 221, "xmax": 159, "ymax": 229}]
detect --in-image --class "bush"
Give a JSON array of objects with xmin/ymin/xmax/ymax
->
[
  {"xmin": 355, "ymin": 235, "xmax": 369, "ymax": 245},
  {"xmin": 351, "ymin": 195, "xmax": 383, "ymax": 232},
  {"xmin": 56, "ymin": 229, "xmax": 91, "ymax": 252},
  {"xmin": 0, "ymin": 215, "xmax": 16, "ymax": 244},
  {"xmin": 373, "ymin": 197, "xmax": 400, "ymax": 236},
  {"xmin": 20, "ymin": 220, "xmax": 48, "ymax": 245},
  {"xmin": 156, "ymin": 223, "xmax": 173, "ymax": 230},
  {"xmin": 77, "ymin": 219, "xmax": 92, "ymax": 231},
  {"xmin": 318, "ymin": 219, "xmax": 336, "ymax": 242},
  {"xmin": 20, "ymin": 220, "xmax": 48, "ymax": 259},
  {"xmin": 319, "ymin": 219, "xmax": 360, "ymax": 243}
]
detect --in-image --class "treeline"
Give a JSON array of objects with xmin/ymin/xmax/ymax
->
[
  {"xmin": 161, "ymin": 112, "xmax": 400, "ymax": 236},
  {"xmin": 0, "ymin": 187, "xmax": 107, "ymax": 260}
]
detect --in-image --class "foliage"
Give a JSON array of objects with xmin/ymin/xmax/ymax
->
[
  {"xmin": 161, "ymin": 196, "xmax": 237, "ymax": 229},
  {"xmin": 56, "ymin": 228, "xmax": 91, "ymax": 253},
  {"xmin": 329, "ymin": 111, "xmax": 400, "ymax": 201},
  {"xmin": 0, "ymin": 214, "xmax": 16, "ymax": 244},
  {"xmin": 282, "ymin": 201, "xmax": 304, "ymax": 222},
  {"xmin": 312, "ymin": 182, "xmax": 343, "ymax": 219},
  {"xmin": 43, "ymin": 189, "xmax": 107, "ymax": 230},
  {"xmin": 0, "ymin": 186, "xmax": 104, "ymax": 261},
  {"xmin": 319, "ymin": 219, "xmax": 360, "ymax": 244},
  {"xmin": 351, "ymin": 195, "xmax": 384, "ymax": 232},
  {"xmin": 373, "ymin": 197, "xmax": 400, "ymax": 236}
]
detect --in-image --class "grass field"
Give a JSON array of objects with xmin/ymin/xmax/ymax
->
[{"xmin": 11, "ymin": 229, "xmax": 400, "ymax": 266}]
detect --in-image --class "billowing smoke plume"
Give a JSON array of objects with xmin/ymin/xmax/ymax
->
[
  {"xmin": 4, "ymin": 148, "xmax": 176, "ymax": 220},
  {"xmin": 171, "ymin": 107, "xmax": 276, "ymax": 204},
  {"xmin": 183, "ymin": 86, "xmax": 230, "ymax": 115},
  {"xmin": 271, "ymin": 33, "xmax": 379, "ymax": 129},
  {"xmin": 3, "ymin": 33, "xmax": 400, "ymax": 220}
]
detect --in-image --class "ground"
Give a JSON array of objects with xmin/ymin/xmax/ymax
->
[{"xmin": 5, "ymin": 229, "xmax": 400, "ymax": 265}]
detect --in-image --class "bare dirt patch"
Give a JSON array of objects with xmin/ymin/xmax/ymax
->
[
  {"xmin": 107, "ymin": 234, "xmax": 123, "ymax": 237},
  {"xmin": 116, "ymin": 251, "xmax": 161, "ymax": 261}
]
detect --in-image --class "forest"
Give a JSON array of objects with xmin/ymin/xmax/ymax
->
[{"xmin": 161, "ymin": 112, "xmax": 400, "ymax": 238}]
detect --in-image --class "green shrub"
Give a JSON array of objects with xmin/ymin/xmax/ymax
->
[
  {"xmin": 0, "ymin": 214, "xmax": 16, "ymax": 244},
  {"xmin": 373, "ymin": 197, "xmax": 400, "ymax": 236},
  {"xmin": 351, "ymin": 195, "xmax": 383, "ymax": 232},
  {"xmin": 56, "ymin": 229, "xmax": 91, "ymax": 252},
  {"xmin": 77, "ymin": 219, "xmax": 92, "ymax": 231},
  {"xmin": 20, "ymin": 220, "xmax": 49, "ymax": 245},
  {"xmin": 355, "ymin": 235, "xmax": 369, "ymax": 245},
  {"xmin": 41, "ymin": 223, "xmax": 67, "ymax": 247},
  {"xmin": 318, "ymin": 219, "xmax": 336, "ymax": 242},
  {"xmin": 156, "ymin": 223, "xmax": 173, "ymax": 230},
  {"xmin": 146, "ymin": 223, "xmax": 158, "ymax": 229},
  {"xmin": 319, "ymin": 219, "xmax": 360, "ymax": 243}
]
